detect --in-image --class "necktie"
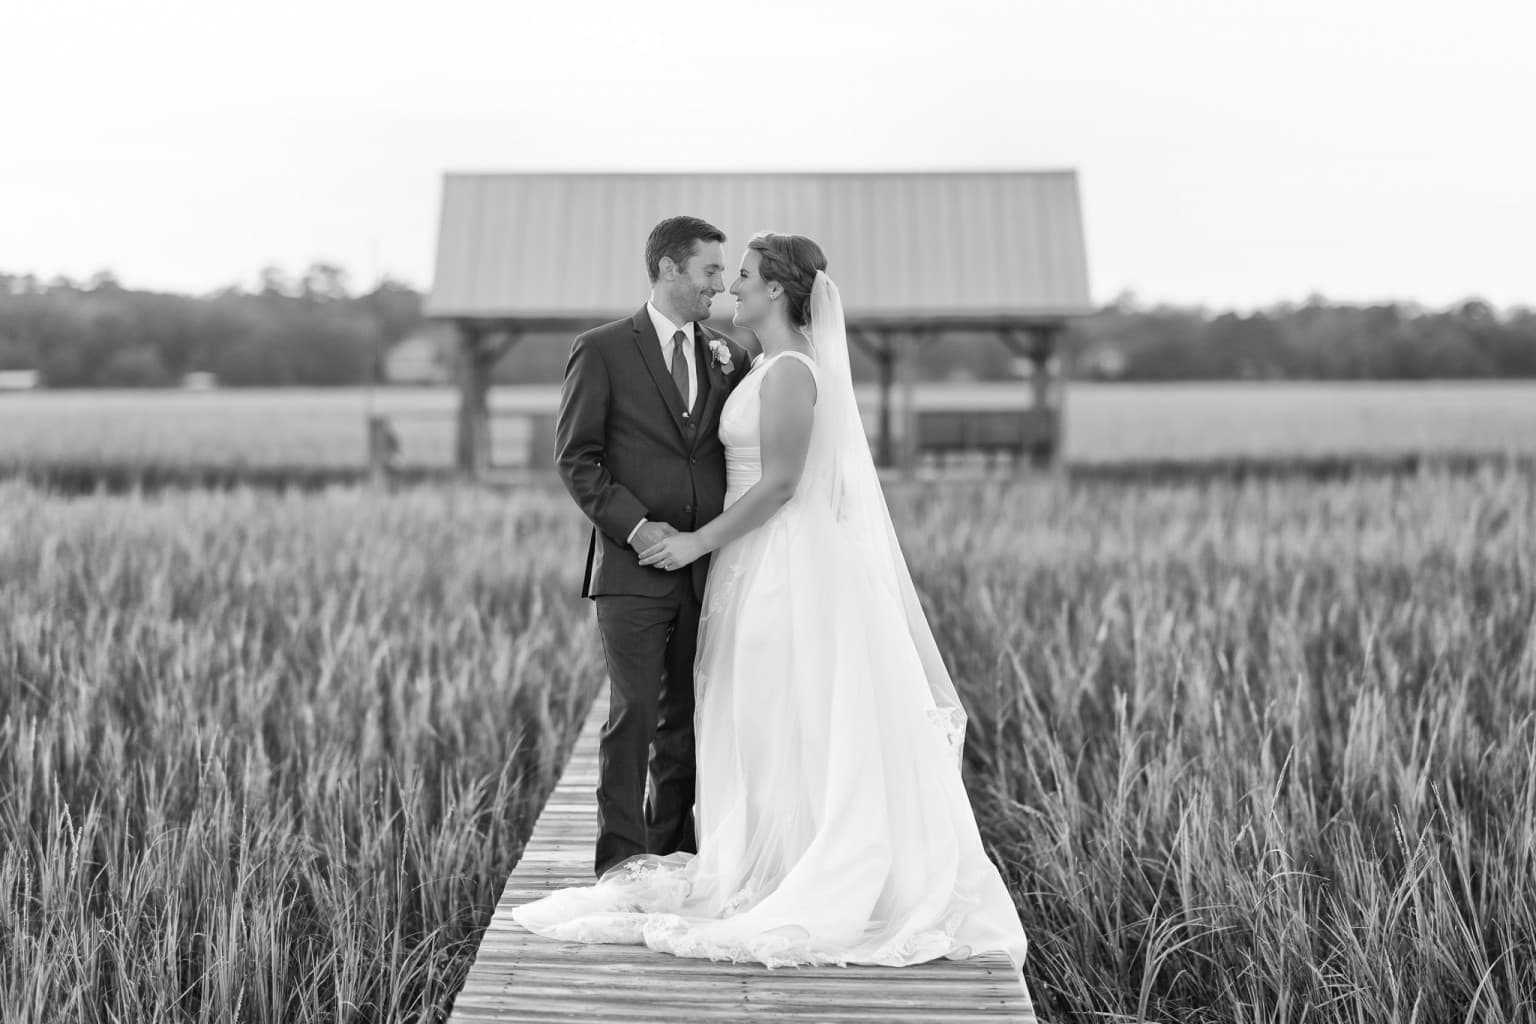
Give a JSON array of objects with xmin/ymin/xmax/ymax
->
[{"xmin": 670, "ymin": 329, "xmax": 691, "ymax": 413}]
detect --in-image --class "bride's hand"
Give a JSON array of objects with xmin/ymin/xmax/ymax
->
[{"xmin": 638, "ymin": 532, "xmax": 706, "ymax": 571}]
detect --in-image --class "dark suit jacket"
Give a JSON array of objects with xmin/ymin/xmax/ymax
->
[{"xmin": 555, "ymin": 306, "xmax": 751, "ymax": 600}]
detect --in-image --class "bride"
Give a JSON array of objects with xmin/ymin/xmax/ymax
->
[{"xmin": 512, "ymin": 232, "xmax": 1031, "ymax": 984}]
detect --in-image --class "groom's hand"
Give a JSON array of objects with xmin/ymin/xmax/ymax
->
[
  {"xmin": 638, "ymin": 532, "xmax": 707, "ymax": 571},
  {"xmin": 630, "ymin": 521, "xmax": 678, "ymax": 555}
]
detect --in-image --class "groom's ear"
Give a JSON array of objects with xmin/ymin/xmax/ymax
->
[{"xmin": 657, "ymin": 256, "xmax": 676, "ymax": 281}]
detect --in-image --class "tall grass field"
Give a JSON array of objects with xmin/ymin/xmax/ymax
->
[
  {"xmin": 3, "ymin": 466, "xmax": 1533, "ymax": 1021},
  {"xmin": 0, "ymin": 485, "xmax": 600, "ymax": 1021}
]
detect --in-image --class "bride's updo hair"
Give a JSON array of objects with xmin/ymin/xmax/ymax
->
[{"xmin": 747, "ymin": 232, "xmax": 828, "ymax": 329}]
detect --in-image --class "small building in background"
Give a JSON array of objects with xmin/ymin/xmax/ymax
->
[
  {"xmin": 0, "ymin": 369, "xmax": 40, "ymax": 390},
  {"xmin": 425, "ymin": 170, "xmax": 1094, "ymax": 476},
  {"xmin": 385, "ymin": 335, "xmax": 451, "ymax": 385},
  {"xmin": 181, "ymin": 371, "xmax": 219, "ymax": 390},
  {"xmin": 1080, "ymin": 346, "xmax": 1129, "ymax": 380}
]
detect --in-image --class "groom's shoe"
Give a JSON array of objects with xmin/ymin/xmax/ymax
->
[{"xmin": 649, "ymin": 813, "xmax": 697, "ymax": 858}]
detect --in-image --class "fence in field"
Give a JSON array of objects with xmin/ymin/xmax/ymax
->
[
  {"xmin": 8, "ymin": 383, "xmax": 1536, "ymax": 494},
  {"xmin": 363, "ymin": 384, "xmax": 1057, "ymax": 484},
  {"xmin": 365, "ymin": 407, "xmax": 555, "ymax": 482}
]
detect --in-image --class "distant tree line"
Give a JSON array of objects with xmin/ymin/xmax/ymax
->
[
  {"xmin": 0, "ymin": 266, "xmax": 419, "ymax": 387},
  {"xmin": 1072, "ymin": 292, "xmax": 1536, "ymax": 381},
  {"xmin": 1, "ymin": 270, "xmax": 1531, "ymax": 387}
]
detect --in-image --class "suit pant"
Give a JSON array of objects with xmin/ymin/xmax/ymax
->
[{"xmin": 592, "ymin": 582, "xmax": 700, "ymax": 877}]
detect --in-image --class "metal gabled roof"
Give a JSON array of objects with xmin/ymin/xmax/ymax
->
[{"xmin": 426, "ymin": 171, "xmax": 1092, "ymax": 324}]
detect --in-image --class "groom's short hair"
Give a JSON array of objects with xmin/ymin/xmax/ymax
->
[{"xmin": 646, "ymin": 216, "xmax": 727, "ymax": 282}]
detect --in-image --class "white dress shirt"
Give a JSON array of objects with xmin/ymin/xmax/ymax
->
[
  {"xmin": 629, "ymin": 302, "xmax": 702, "ymax": 545},
  {"xmin": 646, "ymin": 301, "xmax": 699, "ymax": 412}
]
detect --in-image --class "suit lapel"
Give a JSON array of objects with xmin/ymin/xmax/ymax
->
[
  {"xmin": 695, "ymin": 326, "xmax": 730, "ymax": 439},
  {"xmin": 631, "ymin": 308, "xmax": 689, "ymax": 438}
]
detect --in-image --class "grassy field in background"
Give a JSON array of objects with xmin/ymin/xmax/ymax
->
[
  {"xmin": 3, "ymin": 468, "xmax": 1534, "ymax": 1021},
  {"xmin": 2, "ymin": 381, "xmax": 1535, "ymax": 473}
]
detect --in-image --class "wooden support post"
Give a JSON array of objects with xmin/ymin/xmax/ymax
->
[
  {"xmin": 1027, "ymin": 335, "xmax": 1050, "ymax": 470},
  {"xmin": 455, "ymin": 322, "xmax": 524, "ymax": 479},
  {"xmin": 1017, "ymin": 326, "xmax": 1070, "ymax": 473},
  {"xmin": 866, "ymin": 332, "xmax": 895, "ymax": 469},
  {"xmin": 878, "ymin": 347, "xmax": 897, "ymax": 469},
  {"xmin": 1048, "ymin": 325, "xmax": 1070, "ymax": 476},
  {"xmin": 1001, "ymin": 325, "xmax": 1066, "ymax": 473},
  {"xmin": 897, "ymin": 331, "xmax": 919, "ymax": 478},
  {"xmin": 455, "ymin": 321, "xmax": 489, "ymax": 478},
  {"xmin": 848, "ymin": 326, "xmax": 895, "ymax": 469}
]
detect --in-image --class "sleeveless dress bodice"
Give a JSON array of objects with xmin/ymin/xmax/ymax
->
[{"xmin": 719, "ymin": 350, "xmax": 819, "ymax": 506}]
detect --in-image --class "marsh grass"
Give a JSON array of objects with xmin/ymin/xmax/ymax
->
[
  {"xmin": 901, "ymin": 468, "xmax": 1536, "ymax": 1021},
  {"xmin": 3, "ymin": 467, "xmax": 1534, "ymax": 1021},
  {"xmin": 0, "ymin": 484, "xmax": 599, "ymax": 1022}
]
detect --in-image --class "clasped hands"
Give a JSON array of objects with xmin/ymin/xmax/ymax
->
[{"xmin": 631, "ymin": 521, "xmax": 707, "ymax": 572}]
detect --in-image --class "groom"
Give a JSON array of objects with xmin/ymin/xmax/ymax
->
[{"xmin": 554, "ymin": 215, "xmax": 750, "ymax": 878}]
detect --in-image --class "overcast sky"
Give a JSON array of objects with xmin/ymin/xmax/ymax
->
[{"xmin": 4, "ymin": 0, "xmax": 1531, "ymax": 310}]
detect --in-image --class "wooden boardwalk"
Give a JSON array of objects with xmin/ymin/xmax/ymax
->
[{"xmin": 448, "ymin": 690, "xmax": 1039, "ymax": 1023}]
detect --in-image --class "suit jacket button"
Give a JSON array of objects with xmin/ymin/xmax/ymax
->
[
  {"xmin": 684, "ymin": 504, "xmax": 693, "ymax": 513},
  {"xmin": 689, "ymin": 457, "xmax": 697, "ymax": 465}
]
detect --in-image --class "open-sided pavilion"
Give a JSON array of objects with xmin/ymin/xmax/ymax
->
[{"xmin": 424, "ymin": 171, "xmax": 1092, "ymax": 476}]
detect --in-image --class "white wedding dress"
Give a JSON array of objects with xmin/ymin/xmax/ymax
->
[{"xmin": 513, "ymin": 277, "xmax": 1031, "ymax": 987}]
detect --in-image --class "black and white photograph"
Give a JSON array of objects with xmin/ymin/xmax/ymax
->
[{"xmin": 2, "ymin": 2, "xmax": 1534, "ymax": 1021}]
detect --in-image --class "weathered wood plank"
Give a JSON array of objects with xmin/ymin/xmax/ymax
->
[{"xmin": 447, "ymin": 689, "xmax": 1039, "ymax": 1022}]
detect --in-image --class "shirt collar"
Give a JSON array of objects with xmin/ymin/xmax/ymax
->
[{"xmin": 646, "ymin": 301, "xmax": 694, "ymax": 346}]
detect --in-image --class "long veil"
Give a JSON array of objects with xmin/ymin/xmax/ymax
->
[
  {"xmin": 800, "ymin": 271, "xmax": 970, "ymax": 762},
  {"xmin": 510, "ymin": 270, "xmax": 1031, "ymax": 984}
]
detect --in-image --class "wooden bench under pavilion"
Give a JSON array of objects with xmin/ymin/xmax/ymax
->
[{"xmin": 423, "ymin": 171, "xmax": 1093, "ymax": 477}]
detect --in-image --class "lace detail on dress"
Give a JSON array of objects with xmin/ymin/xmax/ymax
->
[
  {"xmin": 927, "ymin": 705, "xmax": 968, "ymax": 760},
  {"xmin": 513, "ymin": 816, "xmax": 1026, "ymax": 971},
  {"xmin": 518, "ymin": 872, "xmax": 987, "ymax": 970},
  {"xmin": 698, "ymin": 558, "xmax": 746, "ymax": 627},
  {"xmin": 602, "ymin": 854, "xmax": 694, "ymax": 906},
  {"xmin": 721, "ymin": 884, "xmax": 757, "ymax": 917}
]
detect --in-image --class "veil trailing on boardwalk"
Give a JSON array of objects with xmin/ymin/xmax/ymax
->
[{"xmin": 799, "ymin": 271, "xmax": 970, "ymax": 761}]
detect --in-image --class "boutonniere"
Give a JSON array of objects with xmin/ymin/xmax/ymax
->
[{"xmin": 706, "ymin": 337, "xmax": 734, "ymax": 375}]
